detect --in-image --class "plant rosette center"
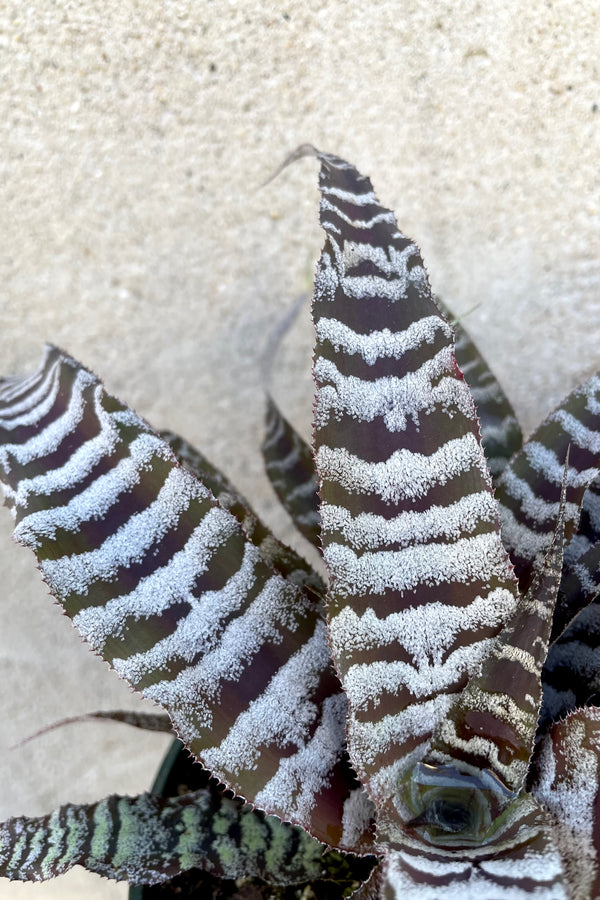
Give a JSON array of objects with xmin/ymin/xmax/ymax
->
[{"xmin": 401, "ymin": 761, "xmax": 519, "ymax": 847}]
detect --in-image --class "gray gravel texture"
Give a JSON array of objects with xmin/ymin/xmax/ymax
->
[{"xmin": 0, "ymin": 2, "xmax": 599, "ymax": 897}]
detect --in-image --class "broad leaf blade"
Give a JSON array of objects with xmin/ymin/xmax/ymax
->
[
  {"xmin": 262, "ymin": 393, "xmax": 322, "ymax": 550},
  {"xmin": 0, "ymin": 346, "xmax": 354, "ymax": 846},
  {"xmin": 306, "ymin": 149, "xmax": 520, "ymax": 842},
  {"xmin": 0, "ymin": 785, "xmax": 373, "ymax": 887}
]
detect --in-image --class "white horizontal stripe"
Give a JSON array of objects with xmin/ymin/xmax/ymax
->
[
  {"xmin": 42, "ymin": 465, "xmax": 213, "ymax": 596},
  {"xmin": 341, "ymin": 240, "xmax": 418, "ymax": 278},
  {"xmin": 317, "ymin": 432, "xmax": 491, "ymax": 503},
  {"xmin": 3, "ymin": 401, "xmax": 144, "ymax": 511},
  {"xmin": 142, "ymin": 576, "xmax": 313, "ymax": 735},
  {"xmin": 498, "ymin": 504, "xmax": 553, "ymax": 562},
  {"xmin": 321, "ymin": 491, "xmax": 499, "ymax": 550},
  {"xmin": 525, "ymin": 440, "xmax": 597, "ymax": 487},
  {"xmin": 72, "ymin": 504, "xmax": 243, "ymax": 649},
  {"xmin": 14, "ymin": 433, "xmax": 170, "ymax": 549},
  {"xmin": 0, "ymin": 369, "xmax": 93, "ymax": 468},
  {"xmin": 553, "ymin": 407, "xmax": 600, "ymax": 453},
  {"xmin": 110, "ymin": 541, "xmax": 262, "ymax": 682},
  {"xmin": 0, "ymin": 355, "xmax": 61, "ymax": 422},
  {"xmin": 321, "ymin": 196, "xmax": 396, "ymax": 229},
  {"xmin": 315, "ymin": 314, "xmax": 452, "ymax": 366},
  {"xmin": 314, "ymin": 347, "xmax": 474, "ymax": 432},
  {"xmin": 324, "ymin": 531, "xmax": 515, "ymax": 598},
  {"xmin": 321, "ymin": 184, "xmax": 378, "ymax": 205},
  {"xmin": 349, "ymin": 693, "xmax": 456, "ymax": 765},
  {"xmin": 344, "ymin": 640, "xmax": 497, "ymax": 710},
  {"xmin": 498, "ymin": 465, "xmax": 572, "ymax": 523},
  {"xmin": 329, "ymin": 587, "xmax": 515, "ymax": 661},
  {"xmin": 253, "ymin": 688, "xmax": 346, "ymax": 828}
]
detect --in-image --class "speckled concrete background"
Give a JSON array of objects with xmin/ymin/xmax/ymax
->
[{"xmin": 0, "ymin": 2, "xmax": 599, "ymax": 897}]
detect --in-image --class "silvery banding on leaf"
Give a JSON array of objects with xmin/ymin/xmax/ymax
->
[{"xmin": 0, "ymin": 149, "xmax": 600, "ymax": 898}]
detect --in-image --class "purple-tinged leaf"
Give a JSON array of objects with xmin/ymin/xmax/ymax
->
[
  {"xmin": 495, "ymin": 373, "xmax": 600, "ymax": 591},
  {"xmin": 551, "ymin": 542, "xmax": 600, "ymax": 642},
  {"xmin": 262, "ymin": 393, "xmax": 321, "ymax": 550},
  {"xmin": 436, "ymin": 298, "xmax": 523, "ymax": 479},
  {"xmin": 0, "ymin": 784, "xmax": 373, "ymax": 887},
  {"xmin": 163, "ymin": 428, "xmax": 324, "ymax": 597},
  {"xmin": 532, "ymin": 707, "xmax": 600, "ymax": 900},
  {"xmin": 0, "ymin": 346, "xmax": 358, "ymax": 847},
  {"xmin": 541, "ymin": 599, "xmax": 600, "ymax": 725},
  {"xmin": 304, "ymin": 148, "xmax": 520, "ymax": 844},
  {"xmin": 427, "ymin": 466, "xmax": 566, "ymax": 792}
]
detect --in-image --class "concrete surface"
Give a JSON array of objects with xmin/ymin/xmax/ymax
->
[{"xmin": 0, "ymin": 1, "xmax": 599, "ymax": 896}]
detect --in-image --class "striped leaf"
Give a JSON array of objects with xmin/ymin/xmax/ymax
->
[
  {"xmin": 0, "ymin": 345, "xmax": 356, "ymax": 847},
  {"xmin": 0, "ymin": 784, "xmax": 371, "ymax": 887},
  {"xmin": 262, "ymin": 393, "xmax": 322, "ymax": 551},
  {"xmin": 163, "ymin": 428, "xmax": 324, "ymax": 596},
  {"xmin": 541, "ymin": 599, "xmax": 600, "ymax": 725},
  {"xmin": 495, "ymin": 373, "xmax": 600, "ymax": 591},
  {"xmin": 306, "ymin": 148, "xmax": 521, "ymax": 844},
  {"xmin": 532, "ymin": 707, "xmax": 600, "ymax": 900},
  {"xmin": 427, "ymin": 467, "xmax": 566, "ymax": 791},
  {"xmin": 436, "ymin": 298, "xmax": 523, "ymax": 478}
]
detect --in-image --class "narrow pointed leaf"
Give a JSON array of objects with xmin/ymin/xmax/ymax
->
[
  {"xmin": 262, "ymin": 393, "xmax": 321, "ymax": 550},
  {"xmin": 0, "ymin": 346, "xmax": 355, "ymax": 846},
  {"xmin": 436, "ymin": 298, "xmax": 523, "ymax": 478},
  {"xmin": 306, "ymin": 148, "xmax": 520, "ymax": 843},
  {"xmin": 163, "ymin": 429, "xmax": 324, "ymax": 596},
  {"xmin": 16, "ymin": 710, "xmax": 173, "ymax": 747},
  {"xmin": 495, "ymin": 373, "xmax": 600, "ymax": 590},
  {"xmin": 429, "ymin": 466, "xmax": 566, "ymax": 791},
  {"xmin": 0, "ymin": 785, "xmax": 373, "ymax": 887},
  {"xmin": 532, "ymin": 707, "xmax": 600, "ymax": 900}
]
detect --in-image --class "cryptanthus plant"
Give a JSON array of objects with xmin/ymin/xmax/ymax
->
[{"xmin": 0, "ymin": 149, "xmax": 600, "ymax": 898}]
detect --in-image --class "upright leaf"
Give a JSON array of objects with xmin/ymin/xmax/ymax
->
[
  {"xmin": 262, "ymin": 393, "xmax": 321, "ymax": 550},
  {"xmin": 436, "ymin": 297, "xmax": 523, "ymax": 478},
  {"xmin": 495, "ymin": 373, "xmax": 600, "ymax": 590},
  {"xmin": 0, "ymin": 346, "xmax": 357, "ymax": 847},
  {"xmin": 532, "ymin": 707, "xmax": 600, "ymax": 900},
  {"xmin": 428, "ymin": 467, "xmax": 566, "ymax": 791},
  {"xmin": 305, "ymin": 148, "xmax": 521, "ymax": 844}
]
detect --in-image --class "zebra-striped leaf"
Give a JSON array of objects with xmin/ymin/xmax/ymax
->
[
  {"xmin": 0, "ymin": 785, "xmax": 372, "ymax": 887},
  {"xmin": 306, "ymin": 147, "xmax": 521, "ymax": 844},
  {"xmin": 532, "ymin": 706, "xmax": 600, "ymax": 900},
  {"xmin": 428, "ymin": 465, "xmax": 566, "ymax": 791},
  {"xmin": 0, "ymin": 346, "xmax": 356, "ymax": 847},
  {"xmin": 541, "ymin": 599, "xmax": 600, "ymax": 724},
  {"xmin": 495, "ymin": 373, "xmax": 600, "ymax": 591},
  {"xmin": 435, "ymin": 298, "xmax": 523, "ymax": 478},
  {"xmin": 262, "ymin": 393, "xmax": 321, "ymax": 551},
  {"xmin": 163, "ymin": 428, "xmax": 324, "ymax": 596}
]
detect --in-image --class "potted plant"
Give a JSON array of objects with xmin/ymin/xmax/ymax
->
[{"xmin": 0, "ymin": 148, "xmax": 599, "ymax": 898}]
